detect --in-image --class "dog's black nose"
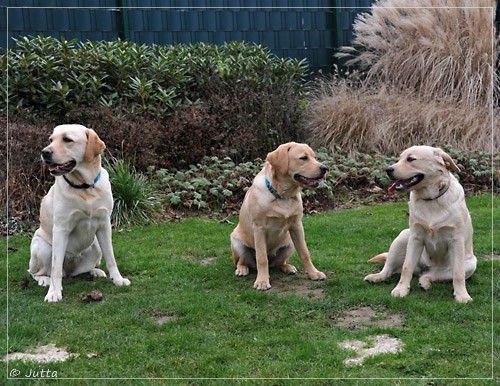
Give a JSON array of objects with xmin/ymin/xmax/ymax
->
[
  {"xmin": 41, "ymin": 149, "xmax": 52, "ymax": 161},
  {"xmin": 386, "ymin": 167, "xmax": 394, "ymax": 178},
  {"xmin": 320, "ymin": 165, "xmax": 329, "ymax": 175}
]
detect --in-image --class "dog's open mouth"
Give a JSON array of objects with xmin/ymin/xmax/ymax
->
[
  {"xmin": 388, "ymin": 174, "xmax": 424, "ymax": 193},
  {"xmin": 294, "ymin": 174, "xmax": 324, "ymax": 188},
  {"xmin": 46, "ymin": 160, "xmax": 77, "ymax": 176}
]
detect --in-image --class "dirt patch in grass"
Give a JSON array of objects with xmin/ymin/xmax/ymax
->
[
  {"xmin": 480, "ymin": 254, "xmax": 500, "ymax": 261},
  {"xmin": 145, "ymin": 307, "xmax": 179, "ymax": 325},
  {"xmin": 331, "ymin": 306, "xmax": 405, "ymax": 330},
  {"xmin": 339, "ymin": 334, "xmax": 404, "ymax": 366},
  {"xmin": 4, "ymin": 344, "xmax": 79, "ymax": 363},
  {"xmin": 200, "ymin": 257, "xmax": 216, "ymax": 266},
  {"xmin": 155, "ymin": 315, "xmax": 178, "ymax": 325},
  {"xmin": 271, "ymin": 272, "xmax": 327, "ymax": 300}
]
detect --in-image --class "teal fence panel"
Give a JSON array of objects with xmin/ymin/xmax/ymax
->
[{"xmin": 0, "ymin": 0, "xmax": 374, "ymax": 73}]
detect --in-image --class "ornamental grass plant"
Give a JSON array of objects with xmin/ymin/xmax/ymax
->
[{"xmin": 307, "ymin": 0, "xmax": 498, "ymax": 153}]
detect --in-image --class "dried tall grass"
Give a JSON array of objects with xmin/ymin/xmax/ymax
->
[
  {"xmin": 307, "ymin": 77, "xmax": 496, "ymax": 154},
  {"xmin": 337, "ymin": 0, "xmax": 496, "ymax": 108},
  {"xmin": 307, "ymin": 0, "xmax": 498, "ymax": 153}
]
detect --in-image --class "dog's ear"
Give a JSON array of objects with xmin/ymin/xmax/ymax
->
[
  {"xmin": 434, "ymin": 148, "xmax": 460, "ymax": 173},
  {"xmin": 266, "ymin": 143, "xmax": 293, "ymax": 175},
  {"xmin": 85, "ymin": 129, "xmax": 106, "ymax": 162}
]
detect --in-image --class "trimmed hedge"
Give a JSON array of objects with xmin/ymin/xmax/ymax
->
[
  {"xmin": 2, "ymin": 36, "xmax": 308, "ymax": 166},
  {"xmin": 2, "ymin": 36, "xmax": 307, "ymax": 118}
]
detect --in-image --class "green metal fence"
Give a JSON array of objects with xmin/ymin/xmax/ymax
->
[{"xmin": 1, "ymin": 0, "xmax": 373, "ymax": 73}]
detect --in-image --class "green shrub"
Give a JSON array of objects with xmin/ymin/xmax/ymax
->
[
  {"xmin": 3, "ymin": 36, "xmax": 307, "ymax": 165},
  {"xmin": 2, "ymin": 36, "xmax": 307, "ymax": 119}
]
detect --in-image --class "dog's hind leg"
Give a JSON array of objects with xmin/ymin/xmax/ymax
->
[
  {"xmin": 29, "ymin": 235, "xmax": 52, "ymax": 287},
  {"xmin": 231, "ymin": 238, "xmax": 254, "ymax": 277},
  {"xmin": 364, "ymin": 229, "xmax": 410, "ymax": 283},
  {"xmin": 271, "ymin": 243, "xmax": 297, "ymax": 274},
  {"xmin": 418, "ymin": 267, "xmax": 452, "ymax": 291},
  {"xmin": 65, "ymin": 239, "xmax": 105, "ymax": 278}
]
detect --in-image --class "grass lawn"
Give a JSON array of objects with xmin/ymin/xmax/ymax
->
[{"xmin": 1, "ymin": 195, "xmax": 498, "ymax": 384}]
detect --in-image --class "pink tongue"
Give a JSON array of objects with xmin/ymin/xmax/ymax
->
[{"xmin": 388, "ymin": 182, "xmax": 397, "ymax": 193}]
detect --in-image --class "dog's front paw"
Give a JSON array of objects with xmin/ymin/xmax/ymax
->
[
  {"xmin": 364, "ymin": 273, "xmax": 387, "ymax": 283},
  {"xmin": 308, "ymin": 270, "xmax": 326, "ymax": 281},
  {"xmin": 44, "ymin": 290, "xmax": 63, "ymax": 303},
  {"xmin": 391, "ymin": 284, "xmax": 410, "ymax": 298},
  {"xmin": 253, "ymin": 279, "xmax": 271, "ymax": 291},
  {"xmin": 111, "ymin": 276, "xmax": 131, "ymax": 286},
  {"xmin": 454, "ymin": 292, "xmax": 473, "ymax": 303}
]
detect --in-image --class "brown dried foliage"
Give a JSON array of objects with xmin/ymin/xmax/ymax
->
[{"xmin": 308, "ymin": 0, "xmax": 498, "ymax": 153}]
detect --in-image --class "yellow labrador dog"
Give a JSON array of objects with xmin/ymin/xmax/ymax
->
[
  {"xmin": 29, "ymin": 124, "xmax": 130, "ymax": 302},
  {"xmin": 364, "ymin": 146, "xmax": 476, "ymax": 303},
  {"xmin": 230, "ymin": 142, "xmax": 328, "ymax": 290}
]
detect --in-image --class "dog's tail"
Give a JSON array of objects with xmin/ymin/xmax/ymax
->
[{"xmin": 367, "ymin": 253, "xmax": 388, "ymax": 264}]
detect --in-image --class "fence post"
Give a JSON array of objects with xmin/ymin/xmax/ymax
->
[{"xmin": 118, "ymin": 0, "xmax": 130, "ymax": 40}]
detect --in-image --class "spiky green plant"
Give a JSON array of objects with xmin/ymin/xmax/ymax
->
[{"xmin": 105, "ymin": 158, "xmax": 163, "ymax": 228}]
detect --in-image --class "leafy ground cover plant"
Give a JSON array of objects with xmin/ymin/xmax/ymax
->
[
  {"xmin": 2, "ymin": 139, "xmax": 497, "ymax": 235},
  {"xmin": 2, "ymin": 196, "xmax": 497, "ymax": 380},
  {"xmin": 151, "ymin": 147, "xmax": 498, "ymax": 215}
]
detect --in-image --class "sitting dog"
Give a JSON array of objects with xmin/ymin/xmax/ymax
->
[
  {"xmin": 29, "ymin": 124, "xmax": 131, "ymax": 302},
  {"xmin": 364, "ymin": 146, "xmax": 476, "ymax": 303},
  {"xmin": 230, "ymin": 142, "xmax": 328, "ymax": 290}
]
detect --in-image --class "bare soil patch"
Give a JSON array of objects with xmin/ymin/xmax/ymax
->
[
  {"xmin": 200, "ymin": 257, "xmax": 216, "ymax": 266},
  {"xmin": 480, "ymin": 254, "xmax": 500, "ymax": 261},
  {"xmin": 339, "ymin": 334, "xmax": 404, "ymax": 366},
  {"xmin": 155, "ymin": 315, "xmax": 178, "ymax": 325},
  {"xmin": 331, "ymin": 306, "xmax": 405, "ymax": 330},
  {"xmin": 4, "ymin": 344, "xmax": 78, "ymax": 363},
  {"xmin": 271, "ymin": 272, "xmax": 327, "ymax": 300}
]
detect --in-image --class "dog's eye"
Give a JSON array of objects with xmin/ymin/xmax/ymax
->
[
  {"xmin": 407, "ymin": 156, "xmax": 416, "ymax": 162},
  {"xmin": 300, "ymin": 156, "xmax": 308, "ymax": 161},
  {"xmin": 63, "ymin": 137, "xmax": 73, "ymax": 143}
]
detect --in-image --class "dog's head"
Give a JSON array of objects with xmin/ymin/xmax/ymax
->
[
  {"xmin": 266, "ymin": 142, "xmax": 328, "ymax": 188},
  {"xmin": 41, "ymin": 124, "xmax": 106, "ymax": 176},
  {"xmin": 387, "ymin": 146, "xmax": 460, "ymax": 193}
]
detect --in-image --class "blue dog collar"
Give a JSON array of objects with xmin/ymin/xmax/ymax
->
[{"xmin": 265, "ymin": 176, "xmax": 282, "ymax": 199}]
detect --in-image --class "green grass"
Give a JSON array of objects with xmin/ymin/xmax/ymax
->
[{"xmin": 1, "ymin": 195, "xmax": 498, "ymax": 384}]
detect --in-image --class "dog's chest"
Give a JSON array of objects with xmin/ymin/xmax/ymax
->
[
  {"xmin": 57, "ymin": 194, "xmax": 111, "ymax": 234},
  {"xmin": 64, "ymin": 207, "xmax": 109, "ymax": 253},
  {"xmin": 270, "ymin": 197, "xmax": 301, "ymax": 217},
  {"xmin": 422, "ymin": 228, "xmax": 449, "ymax": 256},
  {"xmin": 412, "ymin": 219, "xmax": 453, "ymax": 260}
]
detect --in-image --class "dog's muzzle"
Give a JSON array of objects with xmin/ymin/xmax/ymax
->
[{"xmin": 386, "ymin": 167, "xmax": 424, "ymax": 193}]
